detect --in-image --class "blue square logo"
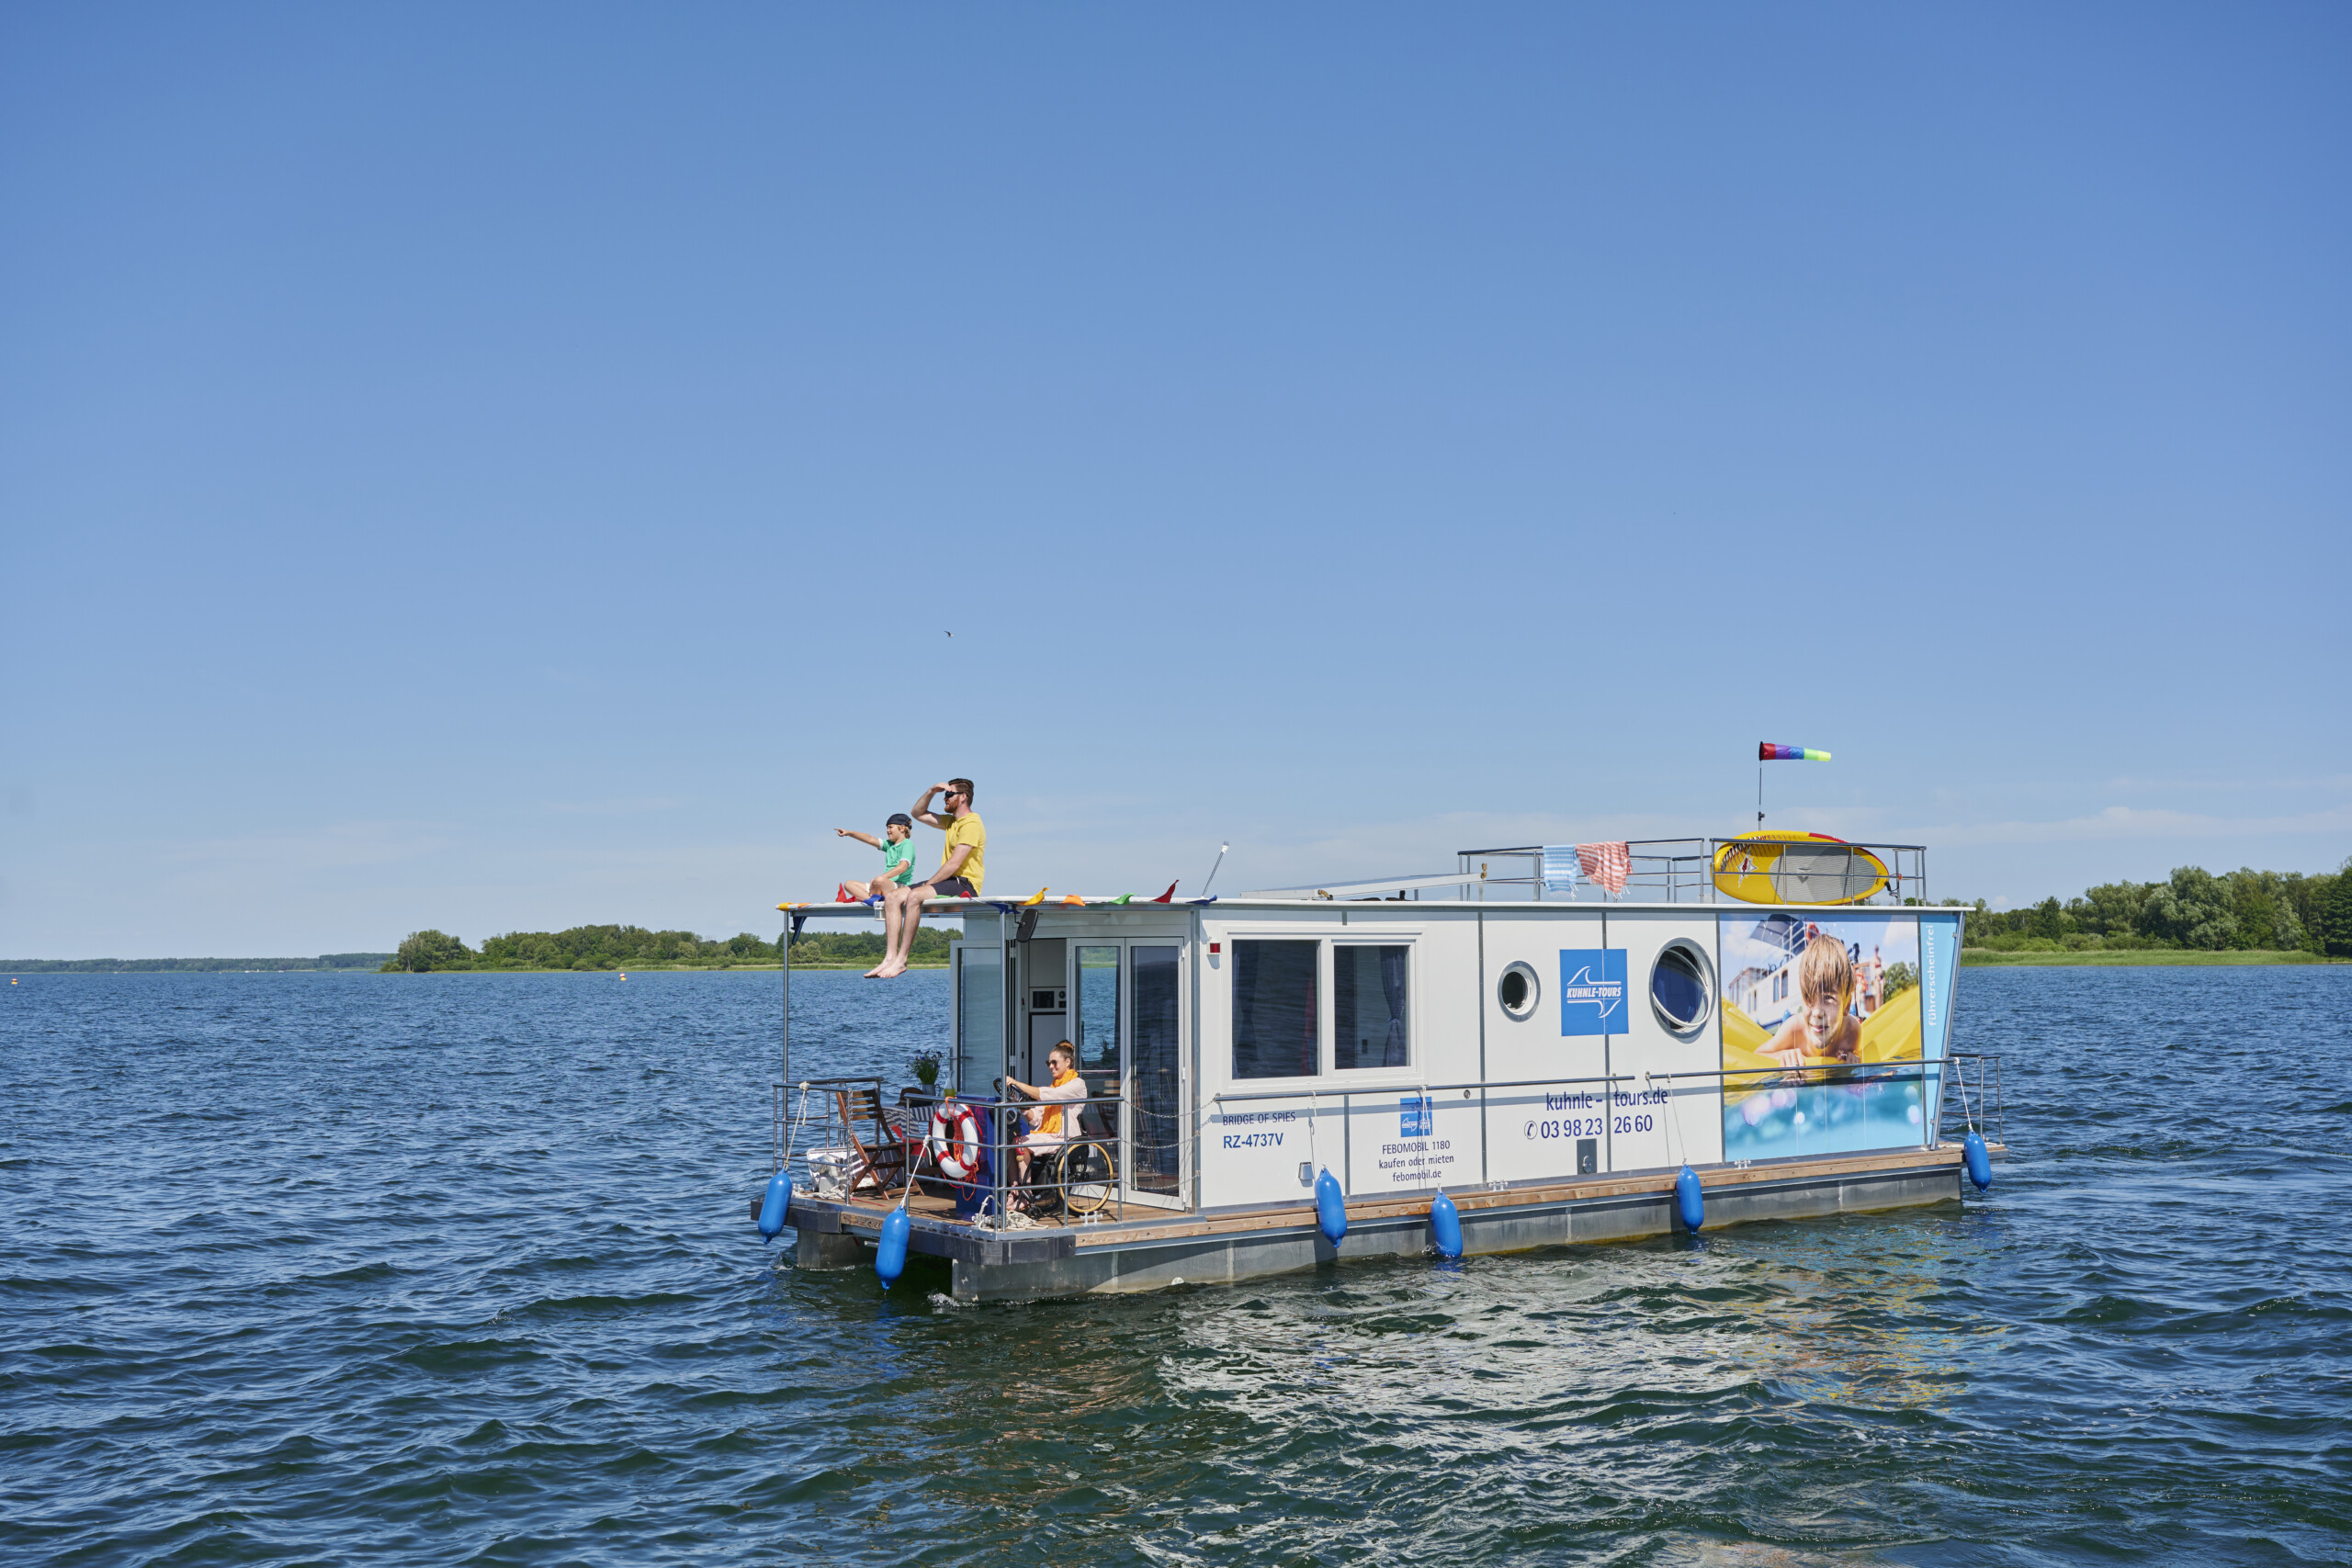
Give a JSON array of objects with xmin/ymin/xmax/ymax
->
[
  {"xmin": 1559, "ymin": 949, "xmax": 1627, "ymax": 1035},
  {"xmin": 1399, "ymin": 1096, "xmax": 1432, "ymax": 1137}
]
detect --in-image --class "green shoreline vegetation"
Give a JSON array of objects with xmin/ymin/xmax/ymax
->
[
  {"xmin": 1, "ymin": 954, "xmax": 392, "ymax": 974},
  {"xmin": 379, "ymin": 924, "xmax": 956, "ymax": 972},
  {"xmin": 1949, "ymin": 857, "xmax": 2351, "ymax": 963},
  {"xmin": 1961, "ymin": 946, "xmax": 2334, "ymax": 967}
]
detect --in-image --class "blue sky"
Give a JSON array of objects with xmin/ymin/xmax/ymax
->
[{"xmin": 3, "ymin": 4, "xmax": 2346, "ymax": 956}]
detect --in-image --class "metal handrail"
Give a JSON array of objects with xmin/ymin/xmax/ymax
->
[
  {"xmin": 1213, "ymin": 1071, "xmax": 1636, "ymax": 1104},
  {"xmin": 1455, "ymin": 839, "xmax": 1932, "ymax": 906},
  {"xmin": 771, "ymin": 1075, "xmax": 886, "ymax": 1170},
  {"xmin": 842, "ymin": 1089, "xmax": 1142, "ymax": 1228},
  {"xmin": 1935, "ymin": 1052, "xmax": 2005, "ymax": 1147}
]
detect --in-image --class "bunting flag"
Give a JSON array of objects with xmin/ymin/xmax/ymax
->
[
  {"xmin": 1759, "ymin": 743, "xmax": 1831, "ymax": 761},
  {"xmin": 1020, "ymin": 887, "xmax": 1048, "ymax": 907},
  {"xmin": 1150, "ymin": 881, "xmax": 1179, "ymax": 904},
  {"xmin": 1576, "ymin": 841, "xmax": 1631, "ymax": 897},
  {"xmin": 1111, "ymin": 894, "xmax": 1134, "ymax": 905},
  {"xmin": 1058, "ymin": 894, "xmax": 1086, "ymax": 907}
]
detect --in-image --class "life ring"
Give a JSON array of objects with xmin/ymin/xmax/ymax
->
[{"xmin": 927, "ymin": 1101, "xmax": 982, "ymax": 1182}]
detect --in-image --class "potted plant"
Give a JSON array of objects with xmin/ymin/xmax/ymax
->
[{"xmin": 908, "ymin": 1048, "xmax": 944, "ymax": 1099}]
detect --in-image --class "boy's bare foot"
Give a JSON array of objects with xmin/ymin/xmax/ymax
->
[
  {"xmin": 876, "ymin": 959, "xmax": 909, "ymax": 978},
  {"xmin": 862, "ymin": 964, "xmax": 887, "ymax": 978}
]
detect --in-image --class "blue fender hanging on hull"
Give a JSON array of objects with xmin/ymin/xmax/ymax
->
[
  {"xmin": 1675, "ymin": 1164, "xmax": 1705, "ymax": 1233},
  {"xmin": 1962, "ymin": 1131, "xmax": 1993, "ymax": 1190},
  {"xmin": 876, "ymin": 1206, "xmax": 910, "ymax": 1287},
  {"xmin": 1429, "ymin": 1191, "xmax": 1463, "ymax": 1259},
  {"xmin": 1315, "ymin": 1168, "xmax": 1348, "ymax": 1247},
  {"xmin": 757, "ymin": 1169, "xmax": 792, "ymax": 1242}
]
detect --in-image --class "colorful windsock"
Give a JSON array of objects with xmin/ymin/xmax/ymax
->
[{"xmin": 1759, "ymin": 743, "xmax": 1831, "ymax": 761}]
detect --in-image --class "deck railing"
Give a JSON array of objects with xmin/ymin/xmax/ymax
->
[
  {"xmin": 1454, "ymin": 840, "xmax": 1932, "ymax": 906},
  {"xmin": 1934, "ymin": 1052, "xmax": 2006, "ymax": 1148},
  {"xmin": 777, "ymin": 1086, "xmax": 1141, "ymax": 1227}
]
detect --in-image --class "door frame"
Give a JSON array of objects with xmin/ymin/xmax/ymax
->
[{"xmin": 1070, "ymin": 936, "xmax": 1189, "ymax": 1212}]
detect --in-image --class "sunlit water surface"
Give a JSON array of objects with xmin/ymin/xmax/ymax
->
[{"xmin": 3, "ymin": 966, "xmax": 2346, "ymax": 1565}]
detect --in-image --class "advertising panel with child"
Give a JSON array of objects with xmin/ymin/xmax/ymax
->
[{"xmin": 1720, "ymin": 912, "xmax": 1932, "ymax": 1159}]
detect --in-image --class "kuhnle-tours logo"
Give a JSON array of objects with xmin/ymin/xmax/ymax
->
[{"xmin": 1557, "ymin": 949, "xmax": 1626, "ymax": 1036}]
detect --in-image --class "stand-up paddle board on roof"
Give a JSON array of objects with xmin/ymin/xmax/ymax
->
[{"xmin": 1712, "ymin": 831, "xmax": 1889, "ymax": 906}]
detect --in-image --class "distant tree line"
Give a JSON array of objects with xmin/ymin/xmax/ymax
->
[
  {"xmin": 1, "ymin": 953, "xmax": 391, "ymax": 974},
  {"xmin": 382, "ymin": 923, "xmax": 958, "ymax": 971},
  {"xmin": 1961, "ymin": 860, "xmax": 2351, "ymax": 955}
]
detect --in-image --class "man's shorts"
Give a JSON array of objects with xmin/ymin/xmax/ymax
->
[
  {"xmin": 927, "ymin": 877, "xmax": 977, "ymax": 897},
  {"xmin": 1017, "ymin": 1131, "xmax": 1066, "ymax": 1154}
]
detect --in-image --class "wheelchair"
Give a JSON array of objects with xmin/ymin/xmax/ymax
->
[{"xmin": 1016, "ymin": 1103, "xmax": 1118, "ymax": 1219}]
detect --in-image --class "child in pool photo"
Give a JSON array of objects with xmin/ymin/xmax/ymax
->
[
  {"xmin": 834, "ymin": 813, "xmax": 920, "ymax": 902},
  {"xmin": 1759, "ymin": 932, "xmax": 1863, "ymax": 1068}
]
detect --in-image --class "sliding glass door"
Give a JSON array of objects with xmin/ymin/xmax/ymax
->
[
  {"xmin": 1129, "ymin": 944, "xmax": 1183, "ymax": 1207},
  {"xmin": 1069, "ymin": 940, "xmax": 1187, "ymax": 1210}
]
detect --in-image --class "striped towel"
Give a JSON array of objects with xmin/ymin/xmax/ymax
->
[
  {"xmin": 1540, "ymin": 847, "xmax": 1581, "ymax": 894},
  {"xmin": 1577, "ymin": 841, "xmax": 1630, "ymax": 897}
]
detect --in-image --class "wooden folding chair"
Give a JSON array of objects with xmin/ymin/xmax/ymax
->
[{"xmin": 831, "ymin": 1084, "xmax": 910, "ymax": 1193}]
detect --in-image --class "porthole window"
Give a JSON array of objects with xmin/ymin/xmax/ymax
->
[
  {"xmin": 1498, "ymin": 961, "xmax": 1540, "ymax": 1021},
  {"xmin": 1649, "ymin": 941, "xmax": 1713, "ymax": 1034}
]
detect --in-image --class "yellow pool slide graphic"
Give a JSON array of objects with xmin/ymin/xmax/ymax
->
[{"xmin": 1723, "ymin": 984, "xmax": 1922, "ymax": 1106}]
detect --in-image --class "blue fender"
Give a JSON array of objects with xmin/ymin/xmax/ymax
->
[
  {"xmin": 1963, "ymin": 1131, "xmax": 1993, "ymax": 1191},
  {"xmin": 876, "ymin": 1206, "xmax": 910, "ymax": 1287},
  {"xmin": 1675, "ymin": 1164, "xmax": 1704, "ymax": 1234},
  {"xmin": 1315, "ymin": 1168, "xmax": 1348, "ymax": 1247},
  {"xmin": 757, "ymin": 1169, "xmax": 792, "ymax": 1242},
  {"xmin": 1430, "ymin": 1191, "xmax": 1463, "ymax": 1259}
]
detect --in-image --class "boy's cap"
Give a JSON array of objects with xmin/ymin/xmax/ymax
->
[{"xmin": 886, "ymin": 812, "xmax": 914, "ymax": 828}]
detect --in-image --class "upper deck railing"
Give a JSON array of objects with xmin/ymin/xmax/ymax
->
[{"xmin": 1453, "ymin": 839, "xmax": 1930, "ymax": 906}]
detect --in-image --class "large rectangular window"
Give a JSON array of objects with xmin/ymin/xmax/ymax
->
[
  {"xmin": 955, "ymin": 943, "xmax": 1003, "ymax": 1095},
  {"xmin": 1334, "ymin": 944, "xmax": 1409, "ymax": 1069},
  {"xmin": 1232, "ymin": 940, "xmax": 1318, "ymax": 1079}
]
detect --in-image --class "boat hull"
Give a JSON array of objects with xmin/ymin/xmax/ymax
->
[{"xmin": 774, "ymin": 1144, "xmax": 1980, "ymax": 1303}]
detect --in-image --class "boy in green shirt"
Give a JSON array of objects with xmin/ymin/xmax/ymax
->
[{"xmin": 834, "ymin": 813, "xmax": 920, "ymax": 903}]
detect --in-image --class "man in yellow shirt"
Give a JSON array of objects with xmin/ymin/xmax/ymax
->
[{"xmin": 871, "ymin": 777, "xmax": 986, "ymax": 978}]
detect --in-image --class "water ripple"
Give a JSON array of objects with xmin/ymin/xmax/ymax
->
[{"xmin": 1, "ymin": 966, "xmax": 2347, "ymax": 1564}]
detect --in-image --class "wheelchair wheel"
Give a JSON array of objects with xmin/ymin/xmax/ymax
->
[{"xmin": 1060, "ymin": 1139, "xmax": 1117, "ymax": 1216}]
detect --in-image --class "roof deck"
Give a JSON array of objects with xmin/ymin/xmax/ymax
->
[{"xmin": 784, "ymin": 837, "xmax": 1936, "ymax": 921}]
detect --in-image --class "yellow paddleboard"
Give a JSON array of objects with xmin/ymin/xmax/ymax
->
[{"xmin": 1713, "ymin": 831, "xmax": 1888, "ymax": 906}]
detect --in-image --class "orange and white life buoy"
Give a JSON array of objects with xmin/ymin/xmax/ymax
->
[{"xmin": 927, "ymin": 1100, "xmax": 982, "ymax": 1182}]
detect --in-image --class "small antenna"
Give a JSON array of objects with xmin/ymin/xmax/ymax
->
[{"xmin": 1200, "ymin": 841, "xmax": 1230, "ymax": 897}]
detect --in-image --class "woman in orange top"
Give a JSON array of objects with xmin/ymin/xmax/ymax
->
[{"xmin": 1006, "ymin": 1042, "xmax": 1089, "ymax": 1190}]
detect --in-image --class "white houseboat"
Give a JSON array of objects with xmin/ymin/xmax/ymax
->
[{"xmin": 760, "ymin": 836, "xmax": 2002, "ymax": 1302}]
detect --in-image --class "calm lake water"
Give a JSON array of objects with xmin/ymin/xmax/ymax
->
[{"xmin": 3, "ymin": 965, "xmax": 2346, "ymax": 1565}]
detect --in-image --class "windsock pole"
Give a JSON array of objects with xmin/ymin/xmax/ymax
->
[{"xmin": 1756, "ymin": 743, "xmax": 1833, "ymax": 829}]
